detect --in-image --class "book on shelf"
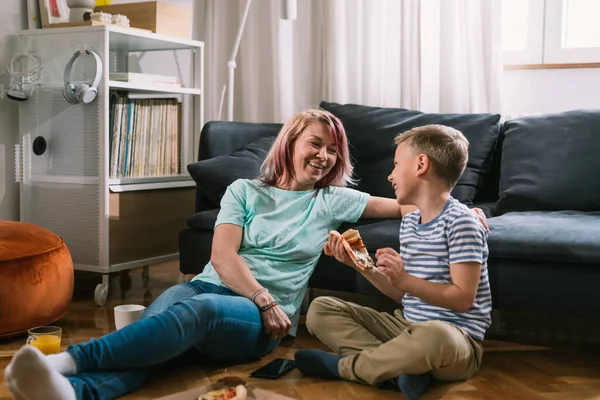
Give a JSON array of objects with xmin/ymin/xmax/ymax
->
[
  {"xmin": 109, "ymin": 94, "xmax": 182, "ymax": 179},
  {"xmin": 110, "ymin": 72, "xmax": 182, "ymax": 87}
]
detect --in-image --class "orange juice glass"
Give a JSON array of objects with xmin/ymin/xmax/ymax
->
[{"xmin": 27, "ymin": 326, "xmax": 62, "ymax": 355}]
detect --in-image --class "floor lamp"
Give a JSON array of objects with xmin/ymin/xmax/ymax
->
[{"xmin": 218, "ymin": 0, "xmax": 297, "ymax": 121}]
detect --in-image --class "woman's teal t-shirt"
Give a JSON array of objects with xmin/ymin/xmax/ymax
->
[{"xmin": 192, "ymin": 179, "xmax": 370, "ymax": 335}]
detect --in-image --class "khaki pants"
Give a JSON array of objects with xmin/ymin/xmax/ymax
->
[{"xmin": 305, "ymin": 296, "xmax": 484, "ymax": 386}]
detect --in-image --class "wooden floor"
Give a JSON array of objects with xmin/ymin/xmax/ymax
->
[{"xmin": 2, "ymin": 262, "xmax": 600, "ymax": 400}]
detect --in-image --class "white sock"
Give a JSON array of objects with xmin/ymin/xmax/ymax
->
[
  {"xmin": 47, "ymin": 351, "xmax": 78, "ymax": 375},
  {"xmin": 5, "ymin": 380, "xmax": 27, "ymax": 400},
  {"xmin": 4, "ymin": 363, "xmax": 11, "ymax": 381},
  {"xmin": 4, "ymin": 365, "xmax": 26, "ymax": 400},
  {"xmin": 7, "ymin": 345, "xmax": 76, "ymax": 400}
]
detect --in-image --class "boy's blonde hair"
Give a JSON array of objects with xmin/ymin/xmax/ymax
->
[{"xmin": 395, "ymin": 124, "xmax": 469, "ymax": 189}]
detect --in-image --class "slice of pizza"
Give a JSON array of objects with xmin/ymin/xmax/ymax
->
[
  {"xmin": 198, "ymin": 385, "xmax": 247, "ymax": 400},
  {"xmin": 330, "ymin": 229, "xmax": 376, "ymax": 272}
]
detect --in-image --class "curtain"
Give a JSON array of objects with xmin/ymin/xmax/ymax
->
[
  {"xmin": 193, "ymin": 0, "xmax": 503, "ymax": 123},
  {"xmin": 420, "ymin": 0, "xmax": 504, "ymax": 113}
]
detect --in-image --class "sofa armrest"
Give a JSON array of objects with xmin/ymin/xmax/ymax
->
[{"xmin": 179, "ymin": 228, "xmax": 213, "ymax": 275}]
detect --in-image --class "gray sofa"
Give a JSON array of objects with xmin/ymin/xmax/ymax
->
[{"xmin": 180, "ymin": 102, "xmax": 600, "ymax": 317}]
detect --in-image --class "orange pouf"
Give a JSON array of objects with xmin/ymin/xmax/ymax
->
[{"xmin": 0, "ymin": 221, "xmax": 74, "ymax": 339}]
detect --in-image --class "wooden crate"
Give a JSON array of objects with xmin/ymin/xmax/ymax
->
[
  {"xmin": 94, "ymin": 1, "xmax": 192, "ymax": 39},
  {"xmin": 109, "ymin": 187, "xmax": 195, "ymax": 265}
]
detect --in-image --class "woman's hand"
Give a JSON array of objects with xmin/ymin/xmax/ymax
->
[
  {"xmin": 324, "ymin": 231, "xmax": 356, "ymax": 269},
  {"xmin": 254, "ymin": 291, "xmax": 291, "ymax": 341},
  {"xmin": 260, "ymin": 304, "xmax": 292, "ymax": 341},
  {"xmin": 471, "ymin": 208, "xmax": 489, "ymax": 232}
]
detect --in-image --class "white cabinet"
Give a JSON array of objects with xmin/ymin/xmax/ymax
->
[{"xmin": 15, "ymin": 25, "xmax": 203, "ymax": 306}]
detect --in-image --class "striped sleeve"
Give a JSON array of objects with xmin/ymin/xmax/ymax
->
[{"xmin": 447, "ymin": 213, "xmax": 486, "ymax": 265}]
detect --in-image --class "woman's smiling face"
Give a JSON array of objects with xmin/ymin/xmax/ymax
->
[{"xmin": 290, "ymin": 122, "xmax": 338, "ymax": 191}]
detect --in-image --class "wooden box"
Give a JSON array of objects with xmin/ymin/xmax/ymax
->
[
  {"xmin": 109, "ymin": 187, "xmax": 195, "ymax": 264},
  {"xmin": 94, "ymin": 1, "xmax": 192, "ymax": 39}
]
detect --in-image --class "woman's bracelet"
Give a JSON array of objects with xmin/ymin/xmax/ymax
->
[
  {"xmin": 251, "ymin": 288, "xmax": 268, "ymax": 303},
  {"xmin": 259, "ymin": 300, "xmax": 279, "ymax": 313}
]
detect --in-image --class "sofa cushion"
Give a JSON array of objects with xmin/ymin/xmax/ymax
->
[
  {"xmin": 308, "ymin": 253, "xmax": 382, "ymax": 296},
  {"xmin": 187, "ymin": 209, "xmax": 220, "ymax": 230},
  {"xmin": 319, "ymin": 102, "xmax": 501, "ymax": 205},
  {"xmin": 179, "ymin": 228, "xmax": 213, "ymax": 275},
  {"xmin": 199, "ymin": 121, "xmax": 282, "ymax": 160},
  {"xmin": 338, "ymin": 218, "xmax": 402, "ymax": 255},
  {"xmin": 496, "ymin": 110, "xmax": 600, "ymax": 214},
  {"xmin": 488, "ymin": 211, "xmax": 600, "ymax": 263},
  {"xmin": 187, "ymin": 136, "xmax": 275, "ymax": 205},
  {"xmin": 352, "ymin": 219, "xmax": 402, "ymax": 252}
]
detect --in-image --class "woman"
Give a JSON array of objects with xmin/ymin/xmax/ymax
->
[{"xmin": 4, "ymin": 109, "xmax": 480, "ymax": 400}]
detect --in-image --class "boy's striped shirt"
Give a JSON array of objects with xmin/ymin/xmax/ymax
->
[{"xmin": 400, "ymin": 197, "xmax": 492, "ymax": 341}]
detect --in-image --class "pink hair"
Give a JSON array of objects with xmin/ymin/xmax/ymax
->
[{"xmin": 260, "ymin": 109, "xmax": 355, "ymax": 189}]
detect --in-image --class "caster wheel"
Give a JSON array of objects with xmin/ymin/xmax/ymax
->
[{"xmin": 94, "ymin": 283, "xmax": 108, "ymax": 307}]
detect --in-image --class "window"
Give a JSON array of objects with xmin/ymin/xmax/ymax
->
[
  {"xmin": 561, "ymin": 0, "xmax": 600, "ymax": 48},
  {"xmin": 502, "ymin": 0, "xmax": 545, "ymax": 64},
  {"xmin": 503, "ymin": 0, "xmax": 600, "ymax": 65}
]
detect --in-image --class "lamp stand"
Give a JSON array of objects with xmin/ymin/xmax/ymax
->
[
  {"xmin": 217, "ymin": 0, "xmax": 296, "ymax": 121},
  {"xmin": 218, "ymin": 0, "xmax": 252, "ymax": 121}
]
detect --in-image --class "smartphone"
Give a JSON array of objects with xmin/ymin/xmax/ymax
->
[{"xmin": 250, "ymin": 358, "xmax": 296, "ymax": 379}]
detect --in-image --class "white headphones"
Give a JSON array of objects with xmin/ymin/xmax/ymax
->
[{"xmin": 63, "ymin": 49, "xmax": 103, "ymax": 105}]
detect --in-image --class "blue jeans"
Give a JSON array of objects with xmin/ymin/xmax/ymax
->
[{"xmin": 65, "ymin": 281, "xmax": 278, "ymax": 400}]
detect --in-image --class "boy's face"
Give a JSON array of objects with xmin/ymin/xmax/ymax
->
[{"xmin": 388, "ymin": 143, "xmax": 419, "ymax": 204}]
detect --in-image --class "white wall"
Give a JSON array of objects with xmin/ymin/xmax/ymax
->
[
  {"xmin": 503, "ymin": 68, "xmax": 600, "ymax": 117},
  {"xmin": 0, "ymin": 0, "xmax": 26, "ymax": 221}
]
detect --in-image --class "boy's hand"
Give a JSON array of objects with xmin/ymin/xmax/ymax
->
[
  {"xmin": 324, "ymin": 231, "xmax": 355, "ymax": 269},
  {"xmin": 376, "ymin": 248, "xmax": 407, "ymax": 289}
]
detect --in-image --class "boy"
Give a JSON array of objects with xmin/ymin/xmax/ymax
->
[{"xmin": 294, "ymin": 125, "xmax": 491, "ymax": 400}]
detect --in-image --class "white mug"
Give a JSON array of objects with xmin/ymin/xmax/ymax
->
[{"xmin": 114, "ymin": 304, "xmax": 146, "ymax": 330}]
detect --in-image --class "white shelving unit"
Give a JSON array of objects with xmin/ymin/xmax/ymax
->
[
  {"xmin": 16, "ymin": 25, "xmax": 204, "ymax": 306},
  {"xmin": 108, "ymin": 80, "xmax": 203, "ymax": 95}
]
